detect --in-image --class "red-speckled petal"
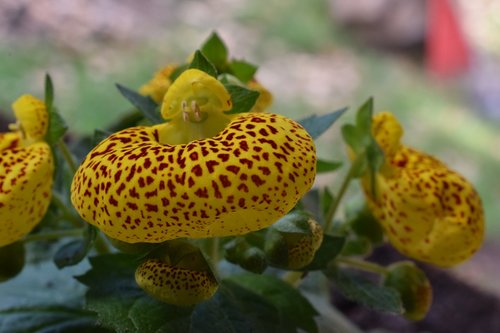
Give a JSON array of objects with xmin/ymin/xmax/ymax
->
[
  {"xmin": 71, "ymin": 113, "xmax": 316, "ymax": 243},
  {"xmin": 0, "ymin": 142, "xmax": 53, "ymax": 246},
  {"xmin": 363, "ymin": 113, "xmax": 484, "ymax": 267}
]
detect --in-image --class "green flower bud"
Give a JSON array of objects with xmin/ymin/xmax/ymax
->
[
  {"xmin": 0, "ymin": 241, "xmax": 25, "ymax": 282},
  {"xmin": 135, "ymin": 240, "xmax": 218, "ymax": 306},
  {"xmin": 265, "ymin": 212, "xmax": 323, "ymax": 270},
  {"xmin": 224, "ymin": 238, "xmax": 267, "ymax": 274},
  {"xmin": 383, "ymin": 261, "xmax": 432, "ymax": 321}
]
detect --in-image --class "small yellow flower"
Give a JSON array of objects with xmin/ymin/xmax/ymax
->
[
  {"xmin": 0, "ymin": 95, "xmax": 54, "ymax": 246},
  {"xmin": 139, "ymin": 65, "xmax": 177, "ymax": 104},
  {"xmin": 71, "ymin": 69, "xmax": 316, "ymax": 244},
  {"xmin": 360, "ymin": 112, "xmax": 484, "ymax": 267}
]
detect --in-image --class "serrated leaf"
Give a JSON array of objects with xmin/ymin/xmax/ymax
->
[
  {"xmin": 54, "ymin": 225, "xmax": 97, "ymax": 269},
  {"xmin": 0, "ymin": 305, "xmax": 108, "ymax": 333},
  {"xmin": 317, "ymin": 159, "xmax": 342, "ymax": 173},
  {"xmin": 189, "ymin": 50, "xmax": 217, "ymax": 78},
  {"xmin": 229, "ymin": 60, "xmax": 258, "ymax": 83},
  {"xmin": 201, "ymin": 32, "xmax": 229, "ymax": 71},
  {"xmin": 300, "ymin": 234, "xmax": 345, "ymax": 271},
  {"xmin": 76, "ymin": 254, "xmax": 146, "ymax": 332},
  {"xmin": 224, "ymin": 84, "xmax": 260, "ymax": 115},
  {"xmin": 116, "ymin": 84, "xmax": 163, "ymax": 124},
  {"xmin": 191, "ymin": 281, "xmax": 281, "ymax": 333},
  {"xmin": 324, "ymin": 266, "xmax": 403, "ymax": 314},
  {"xmin": 227, "ymin": 273, "xmax": 318, "ymax": 333},
  {"xmin": 298, "ymin": 107, "xmax": 348, "ymax": 140}
]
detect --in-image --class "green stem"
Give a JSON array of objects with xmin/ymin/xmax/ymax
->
[
  {"xmin": 52, "ymin": 193, "xmax": 83, "ymax": 227},
  {"xmin": 324, "ymin": 157, "xmax": 361, "ymax": 233},
  {"xmin": 23, "ymin": 228, "xmax": 84, "ymax": 242},
  {"xmin": 93, "ymin": 234, "xmax": 112, "ymax": 254},
  {"xmin": 58, "ymin": 140, "xmax": 78, "ymax": 174},
  {"xmin": 336, "ymin": 256, "xmax": 387, "ymax": 276}
]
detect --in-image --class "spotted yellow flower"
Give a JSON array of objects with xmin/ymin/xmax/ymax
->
[
  {"xmin": 71, "ymin": 69, "xmax": 316, "ymax": 244},
  {"xmin": 139, "ymin": 64, "xmax": 177, "ymax": 104},
  {"xmin": 360, "ymin": 112, "xmax": 484, "ymax": 267},
  {"xmin": 0, "ymin": 95, "xmax": 54, "ymax": 246}
]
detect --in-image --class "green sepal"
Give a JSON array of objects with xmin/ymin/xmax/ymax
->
[
  {"xmin": 115, "ymin": 84, "xmax": 163, "ymax": 124},
  {"xmin": 298, "ymin": 107, "xmax": 348, "ymax": 140},
  {"xmin": 224, "ymin": 84, "xmax": 260, "ymax": 114},
  {"xmin": 189, "ymin": 50, "xmax": 217, "ymax": 78},
  {"xmin": 200, "ymin": 32, "xmax": 229, "ymax": 72},
  {"xmin": 229, "ymin": 59, "xmax": 258, "ymax": 83}
]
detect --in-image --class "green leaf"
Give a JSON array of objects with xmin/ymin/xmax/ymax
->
[
  {"xmin": 93, "ymin": 129, "xmax": 112, "ymax": 146},
  {"xmin": 324, "ymin": 266, "xmax": 403, "ymax": 314},
  {"xmin": 355, "ymin": 97, "xmax": 374, "ymax": 134},
  {"xmin": 300, "ymin": 234, "xmax": 345, "ymax": 271},
  {"xmin": 45, "ymin": 106, "xmax": 68, "ymax": 147},
  {"xmin": 298, "ymin": 107, "xmax": 348, "ymax": 140},
  {"xmin": 320, "ymin": 187, "xmax": 334, "ymax": 219},
  {"xmin": 115, "ymin": 84, "xmax": 163, "ymax": 124},
  {"xmin": 189, "ymin": 50, "xmax": 217, "ymax": 78},
  {"xmin": 0, "ymin": 305, "xmax": 109, "ymax": 333},
  {"xmin": 44, "ymin": 73, "xmax": 54, "ymax": 111},
  {"xmin": 227, "ymin": 273, "xmax": 318, "ymax": 333},
  {"xmin": 224, "ymin": 84, "xmax": 260, "ymax": 115},
  {"xmin": 317, "ymin": 159, "xmax": 342, "ymax": 173},
  {"xmin": 54, "ymin": 225, "xmax": 97, "ymax": 269},
  {"xmin": 169, "ymin": 64, "xmax": 189, "ymax": 82},
  {"xmin": 346, "ymin": 201, "xmax": 384, "ymax": 244},
  {"xmin": 341, "ymin": 124, "xmax": 363, "ymax": 154},
  {"xmin": 191, "ymin": 281, "xmax": 281, "ymax": 333},
  {"xmin": 76, "ymin": 253, "xmax": 147, "ymax": 332},
  {"xmin": 229, "ymin": 60, "xmax": 258, "ymax": 83},
  {"xmin": 200, "ymin": 32, "xmax": 229, "ymax": 71},
  {"xmin": 271, "ymin": 211, "xmax": 312, "ymax": 234}
]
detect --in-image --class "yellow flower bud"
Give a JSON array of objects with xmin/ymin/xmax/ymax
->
[
  {"xmin": 71, "ymin": 70, "xmax": 316, "ymax": 244},
  {"xmin": 0, "ymin": 95, "xmax": 54, "ymax": 246},
  {"xmin": 361, "ymin": 112, "xmax": 484, "ymax": 267},
  {"xmin": 135, "ymin": 258, "xmax": 218, "ymax": 306}
]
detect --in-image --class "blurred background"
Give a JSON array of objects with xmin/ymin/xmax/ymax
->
[{"xmin": 0, "ymin": 0, "xmax": 499, "ymax": 322}]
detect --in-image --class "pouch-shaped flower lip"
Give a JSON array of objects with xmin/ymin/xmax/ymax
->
[
  {"xmin": 0, "ymin": 95, "xmax": 54, "ymax": 247},
  {"xmin": 71, "ymin": 69, "xmax": 316, "ymax": 244},
  {"xmin": 364, "ymin": 112, "xmax": 484, "ymax": 267},
  {"xmin": 71, "ymin": 112, "xmax": 316, "ymax": 243}
]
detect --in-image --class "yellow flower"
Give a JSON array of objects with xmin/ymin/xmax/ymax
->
[
  {"xmin": 247, "ymin": 80, "xmax": 273, "ymax": 113},
  {"xmin": 360, "ymin": 112, "xmax": 484, "ymax": 267},
  {"xmin": 139, "ymin": 65, "xmax": 177, "ymax": 104},
  {"xmin": 71, "ymin": 69, "xmax": 316, "ymax": 244},
  {"xmin": 0, "ymin": 95, "xmax": 54, "ymax": 246}
]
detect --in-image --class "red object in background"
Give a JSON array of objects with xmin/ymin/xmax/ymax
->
[{"xmin": 426, "ymin": 0, "xmax": 470, "ymax": 77}]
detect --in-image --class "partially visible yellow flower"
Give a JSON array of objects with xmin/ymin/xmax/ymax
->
[
  {"xmin": 139, "ymin": 64, "xmax": 177, "ymax": 104},
  {"xmin": 360, "ymin": 112, "xmax": 484, "ymax": 267},
  {"xmin": 247, "ymin": 80, "xmax": 273, "ymax": 113},
  {"xmin": 71, "ymin": 69, "xmax": 316, "ymax": 244},
  {"xmin": 0, "ymin": 95, "xmax": 54, "ymax": 246}
]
